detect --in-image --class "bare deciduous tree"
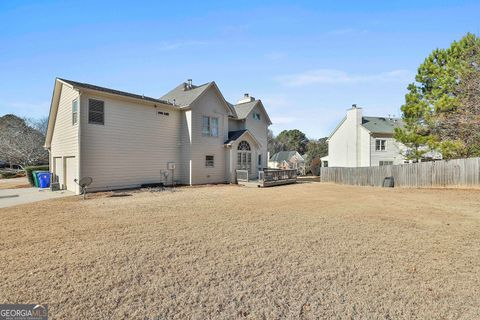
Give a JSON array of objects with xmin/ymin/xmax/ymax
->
[
  {"xmin": 30, "ymin": 116, "xmax": 49, "ymax": 136},
  {"xmin": 0, "ymin": 115, "xmax": 48, "ymax": 167}
]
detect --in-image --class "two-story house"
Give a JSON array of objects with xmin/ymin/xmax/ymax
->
[
  {"xmin": 44, "ymin": 78, "xmax": 271, "ymax": 194},
  {"xmin": 321, "ymin": 105, "xmax": 405, "ymax": 168}
]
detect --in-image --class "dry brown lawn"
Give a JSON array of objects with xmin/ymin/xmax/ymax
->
[
  {"xmin": 1, "ymin": 182, "xmax": 479, "ymax": 319},
  {"xmin": 0, "ymin": 177, "xmax": 30, "ymax": 190}
]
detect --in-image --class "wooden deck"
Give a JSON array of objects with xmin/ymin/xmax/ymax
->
[{"xmin": 236, "ymin": 169, "xmax": 298, "ymax": 187}]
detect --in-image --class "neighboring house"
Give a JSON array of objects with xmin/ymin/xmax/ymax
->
[
  {"xmin": 324, "ymin": 105, "xmax": 405, "ymax": 167},
  {"xmin": 45, "ymin": 78, "xmax": 271, "ymax": 194},
  {"xmin": 269, "ymin": 151, "xmax": 305, "ymax": 174}
]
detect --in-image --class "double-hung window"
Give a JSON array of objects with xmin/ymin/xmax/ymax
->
[
  {"xmin": 375, "ymin": 139, "xmax": 386, "ymax": 151},
  {"xmin": 72, "ymin": 99, "xmax": 78, "ymax": 125},
  {"xmin": 202, "ymin": 116, "xmax": 219, "ymax": 137}
]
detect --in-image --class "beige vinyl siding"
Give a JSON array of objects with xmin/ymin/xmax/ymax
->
[
  {"xmin": 80, "ymin": 93, "xmax": 181, "ymax": 191},
  {"xmin": 244, "ymin": 105, "xmax": 269, "ymax": 169},
  {"xmin": 228, "ymin": 118, "xmax": 244, "ymax": 131},
  {"xmin": 178, "ymin": 110, "xmax": 192, "ymax": 184},
  {"xmin": 189, "ymin": 88, "xmax": 228, "ymax": 184},
  {"xmin": 370, "ymin": 135, "xmax": 404, "ymax": 166},
  {"xmin": 50, "ymin": 83, "xmax": 80, "ymax": 194}
]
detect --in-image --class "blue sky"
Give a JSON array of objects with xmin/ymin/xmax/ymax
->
[{"xmin": 0, "ymin": 0, "xmax": 479, "ymax": 138}]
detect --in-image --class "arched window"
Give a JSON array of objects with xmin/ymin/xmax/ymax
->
[{"xmin": 238, "ymin": 141, "xmax": 251, "ymax": 151}]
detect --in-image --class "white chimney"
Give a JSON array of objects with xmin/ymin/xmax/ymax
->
[
  {"xmin": 346, "ymin": 104, "xmax": 362, "ymax": 166},
  {"xmin": 237, "ymin": 93, "xmax": 255, "ymax": 104}
]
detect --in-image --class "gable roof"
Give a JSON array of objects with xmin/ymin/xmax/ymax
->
[
  {"xmin": 362, "ymin": 116, "xmax": 403, "ymax": 134},
  {"xmin": 231, "ymin": 100, "xmax": 272, "ymax": 125},
  {"xmin": 327, "ymin": 114, "xmax": 404, "ymax": 141},
  {"xmin": 226, "ymin": 101, "xmax": 238, "ymax": 118},
  {"xmin": 234, "ymin": 101, "xmax": 257, "ymax": 119},
  {"xmin": 46, "ymin": 78, "xmax": 175, "ymax": 148},
  {"xmin": 160, "ymin": 82, "xmax": 212, "ymax": 106},
  {"xmin": 58, "ymin": 78, "xmax": 172, "ymax": 105},
  {"xmin": 160, "ymin": 81, "xmax": 233, "ymax": 115},
  {"xmin": 270, "ymin": 151, "xmax": 304, "ymax": 162}
]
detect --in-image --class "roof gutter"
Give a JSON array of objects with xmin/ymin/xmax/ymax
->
[{"xmin": 73, "ymin": 87, "xmax": 176, "ymax": 110}]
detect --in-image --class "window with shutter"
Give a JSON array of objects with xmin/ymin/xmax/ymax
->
[{"xmin": 88, "ymin": 99, "xmax": 105, "ymax": 125}]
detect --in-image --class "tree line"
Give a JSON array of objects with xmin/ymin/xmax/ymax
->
[{"xmin": 268, "ymin": 129, "xmax": 328, "ymax": 174}]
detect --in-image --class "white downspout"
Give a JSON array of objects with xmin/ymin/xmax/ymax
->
[{"xmin": 77, "ymin": 91, "xmax": 82, "ymax": 195}]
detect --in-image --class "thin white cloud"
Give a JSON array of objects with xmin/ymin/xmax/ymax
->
[
  {"xmin": 276, "ymin": 69, "xmax": 413, "ymax": 87},
  {"xmin": 261, "ymin": 95, "xmax": 290, "ymax": 109}
]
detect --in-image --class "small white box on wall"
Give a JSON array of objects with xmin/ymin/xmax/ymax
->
[{"xmin": 167, "ymin": 162, "xmax": 176, "ymax": 170}]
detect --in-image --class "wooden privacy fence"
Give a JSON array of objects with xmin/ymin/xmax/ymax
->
[{"xmin": 320, "ymin": 157, "xmax": 480, "ymax": 188}]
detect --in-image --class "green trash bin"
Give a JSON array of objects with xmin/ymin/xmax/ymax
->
[{"xmin": 32, "ymin": 170, "xmax": 40, "ymax": 187}]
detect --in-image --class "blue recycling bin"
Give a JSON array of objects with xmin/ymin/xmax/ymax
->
[{"xmin": 36, "ymin": 172, "xmax": 51, "ymax": 188}]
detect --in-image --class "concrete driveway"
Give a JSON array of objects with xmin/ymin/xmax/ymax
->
[{"xmin": 0, "ymin": 187, "xmax": 74, "ymax": 209}]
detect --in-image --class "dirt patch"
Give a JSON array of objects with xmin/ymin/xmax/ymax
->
[{"xmin": 0, "ymin": 183, "xmax": 479, "ymax": 319}]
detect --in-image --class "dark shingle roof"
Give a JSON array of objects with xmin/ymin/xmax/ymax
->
[
  {"xmin": 224, "ymin": 130, "xmax": 247, "ymax": 144},
  {"xmin": 58, "ymin": 78, "xmax": 172, "ymax": 105},
  {"xmin": 361, "ymin": 116, "xmax": 403, "ymax": 134},
  {"xmin": 160, "ymin": 82, "xmax": 212, "ymax": 106}
]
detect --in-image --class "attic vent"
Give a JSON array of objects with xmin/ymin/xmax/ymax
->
[{"xmin": 88, "ymin": 99, "xmax": 105, "ymax": 125}]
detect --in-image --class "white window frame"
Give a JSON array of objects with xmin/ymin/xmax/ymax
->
[
  {"xmin": 375, "ymin": 139, "xmax": 386, "ymax": 151},
  {"xmin": 205, "ymin": 155, "xmax": 214, "ymax": 167},
  {"xmin": 253, "ymin": 112, "xmax": 261, "ymax": 120},
  {"xmin": 72, "ymin": 99, "xmax": 78, "ymax": 125},
  {"xmin": 202, "ymin": 116, "xmax": 219, "ymax": 137}
]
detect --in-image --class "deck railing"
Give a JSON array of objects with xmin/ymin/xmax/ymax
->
[
  {"xmin": 261, "ymin": 169, "xmax": 297, "ymax": 187},
  {"xmin": 236, "ymin": 170, "xmax": 249, "ymax": 182}
]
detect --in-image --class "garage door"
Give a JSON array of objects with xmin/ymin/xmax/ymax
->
[
  {"xmin": 53, "ymin": 157, "xmax": 63, "ymax": 188},
  {"xmin": 65, "ymin": 157, "xmax": 77, "ymax": 193}
]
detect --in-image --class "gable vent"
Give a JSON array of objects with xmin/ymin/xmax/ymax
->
[{"xmin": 88, "ymin": 99, "xmax": 105, "ymax": 125}]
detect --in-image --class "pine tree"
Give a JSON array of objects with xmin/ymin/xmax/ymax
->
[{"xmin": 395, "ymin": 33, "xmax": 480, "ymax": 160}]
